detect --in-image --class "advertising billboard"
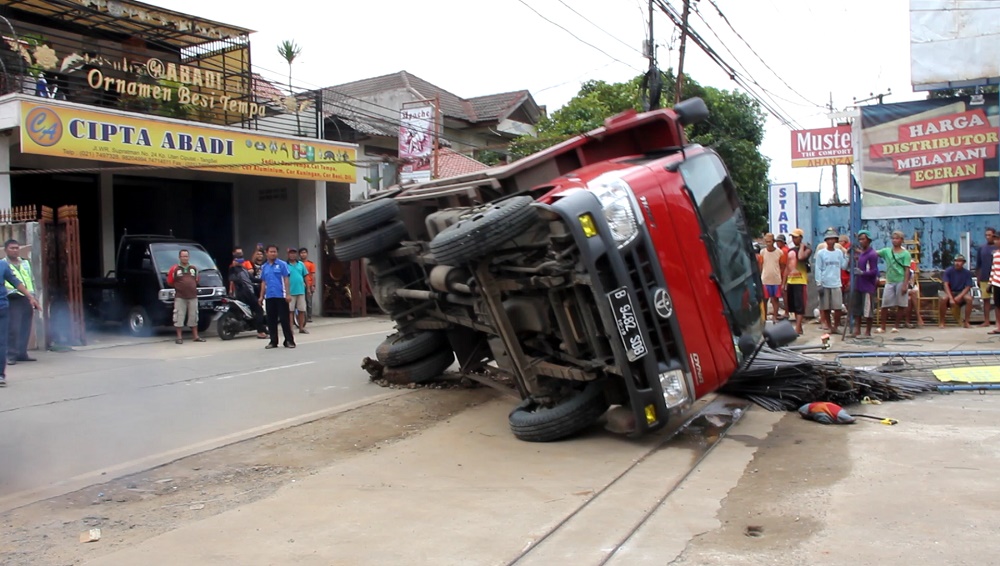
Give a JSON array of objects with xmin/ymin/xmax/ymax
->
[
  {"xmin": 399, "ymin": 103, "xmax": 435, "ymax": 183},
  {"xmin": 910, "ymin": 0, "xmax": 1000, "ymax": 91},
  {"xmin": 20, "ymin": 101, "xmax": 356, "ymax": 182},
  {"xmin": 790, "ymin": 126, "xmax": 853, "ymax": 168},
  {"xmin": 860, "ymin": 94, "xmax": 999, "ymax": 219}
]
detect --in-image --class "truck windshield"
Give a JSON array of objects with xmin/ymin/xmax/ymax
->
[
  {"xmin": 150, "ymin": 244, "xmax": 219, "ymax": 274},
  {"xmin": 678, "ymin": 151, "xmax": 763, "ymax": 337}
]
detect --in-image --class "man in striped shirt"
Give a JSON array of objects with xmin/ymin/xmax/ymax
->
[{"xmin": 989, "ymin": 247, "xmax": 1000, "ymax": 335}]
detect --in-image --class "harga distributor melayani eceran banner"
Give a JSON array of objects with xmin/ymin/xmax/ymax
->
[
  {"xmin": 860, "ymin": 94, "xmax": 999, "ymax": 219},
  {"xmin": 20, "ymin": 100, "xmax": 357, "ymax": 183}
]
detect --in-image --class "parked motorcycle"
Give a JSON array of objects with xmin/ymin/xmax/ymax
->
[{"xmin": 217, "ymin": 297, "xmax": 264, "ymax": 340}]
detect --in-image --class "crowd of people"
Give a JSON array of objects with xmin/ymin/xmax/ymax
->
[
  {"xmin": 757, "ymin": 227, "xmax": 1000, "ymax": 339},
  {"xmin": 167, "ymin": 244, "xmax": 317, "ymax": 349}
]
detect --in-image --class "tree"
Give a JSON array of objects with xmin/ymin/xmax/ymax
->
[
  {"xmin": 277, "ymin": 40, "xmax": 303, "ymax": 135},
  {"xmin": 509, "ymin": 71, "xmax": 771, "ymax": 234}
]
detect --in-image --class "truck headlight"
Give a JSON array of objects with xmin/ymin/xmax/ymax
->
[
  {"xmin": 588, "ymin": 174, "xmax": 639, "ymax": 248},
  {"xmin": 659, "ymin": 369, "xmax": 690, "ymax": 409},
  {"xmin": 158, "ymin": 289, "xmax": 175, "ymax": 301},
  {"xmin": 213, "ymin": 287, "xmax": 226, "ymax": 297}
]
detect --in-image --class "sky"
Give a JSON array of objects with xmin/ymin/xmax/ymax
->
[{"xmin": 147, "ymin": 0, "xmax": 928, "ymax": 201}]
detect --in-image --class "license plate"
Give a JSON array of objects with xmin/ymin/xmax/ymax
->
[{"xmin": 608, "ymin": 286, "xmax": 647, "ymax": 361}]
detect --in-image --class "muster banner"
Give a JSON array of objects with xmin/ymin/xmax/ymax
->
[
  {"xmin": 20, "ymin": 100, "xmax": 357, "ymax": 183},
  {"xmin": 860, "ymin": 94, "xmax": 999, "ymax": 219}
]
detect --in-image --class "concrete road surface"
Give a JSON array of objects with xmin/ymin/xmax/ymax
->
[{"xmin": 0, "ymin": 317, "xmax": 397, "ymax": 512}]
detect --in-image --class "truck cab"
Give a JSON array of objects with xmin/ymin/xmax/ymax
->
[{"xmin": 84, "ymin": 235, "xmax": 227, "ymax": 336}]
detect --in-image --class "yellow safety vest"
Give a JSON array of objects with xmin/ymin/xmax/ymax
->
[{"xmin": 5, "ymin": 260, "xmax": 33, "ymax": 295}]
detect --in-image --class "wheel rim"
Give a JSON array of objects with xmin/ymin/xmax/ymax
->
[
  {"xmin": 223, "ymin": 314, "xmax": 240, "ymax": 336},
  {"xmin": 129, "ymin": 312, "xmax": 145, "ymax": 333}
]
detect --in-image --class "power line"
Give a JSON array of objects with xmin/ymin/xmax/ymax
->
[
  {"xmin": 704, "ymin": 0, "xmax": 825, "ymax": 109},
  {"xmin": 555, "ymin": 0, "xmax": 645, "ymax": 56},
  {"xmin": 654, "ymin": 0, "xmax": 800, "ymax": 129},
  {"xmin": 514, "ymin": 0, "xmax": 644, "ymax": 74}
]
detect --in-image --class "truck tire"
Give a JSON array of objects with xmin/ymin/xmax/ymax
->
[
  {"xmin": 429, "ymin": 197, "xmax": 537, "ymax": 265},
  {"xmin": 376, "ymin": 331, "xmax": 444, "ymax": 366},
  {"xmin": 334, "ymin": 221, "xmax": 408, "ymax": 262},
  {"xmin": 508, "ymin": 380, "xmax": 609, "ymax": 442},
  {"xmin": 197, "ymin": 315, "xmax": 213, "ymax": 333},
  {"xmin": 126, "ymin": 305, "xmax": 154, "ymax": 337},
  {"xmin": 217, "ymin": 310, "xmax": 240, "ymax": 340},
  {"xmin": 326, "ymin": 199, "xmax": 400, "ymax": 240},
  {"xmin": 382, "ymin": 349, "xmax": 454, "ymax": 385}
]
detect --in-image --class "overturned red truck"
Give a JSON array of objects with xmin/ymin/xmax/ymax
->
[{"xmin": 327, "ymin": 98, "xmax": 795, "ymax": 442}]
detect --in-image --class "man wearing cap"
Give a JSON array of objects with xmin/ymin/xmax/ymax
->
[
  {"xmin": 784, "ymin": 236, "xmax": 808, "ymax": 335},
  {"xmin": 815, "ymin": 229, "xmax": 848, "ymax": 331},
  {"xmin": 876, "ymin": 230, "xmax": 911, "ymax": 333},
  {"xmin": 939, "ymin": 255, "xmax": 974, "ymax": 328},
  {"xmin": 852, "ymin": 230, "xmax": 879, "ymax": 338},
  {"xmin": 775, "ymin": 234, "xmax": 789, "ymax": 254}
]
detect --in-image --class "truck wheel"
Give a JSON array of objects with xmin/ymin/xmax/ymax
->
[
  {"xmin": 197, "ymin": 315, "xmax": 213, "ymax": 333},
  {"xmin": 334, "ymin": 221, "xmax": 408, "ymax": 262},
  {"xmin": 217, "ymin": 311, "xmax": 240, "ymax": 340},
  {"xmin": 376, "ymin": 331, "xmax": 444, "ymax": 366},
  {"xmin": 429, "ymin": 197, "xmax": 537, "ymax": 265},
  {"xmin": 326, "ymin": 199, "xmax": 400, "ymax": 240},
  {"xmin": 382, "ymin": 349, "xmax": 454, "ymax": 385},
  {"xmin": 126, "ymin": 306, "xmax": 153, "ymax": 337},
  {"xmin": 508, "ymin": 380, "xmax": 609, "ymax": 442}
]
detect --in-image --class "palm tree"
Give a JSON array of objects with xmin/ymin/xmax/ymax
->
[{"xmin": 277, "ymin": 40, "xmax": 302, "ymax": 135}]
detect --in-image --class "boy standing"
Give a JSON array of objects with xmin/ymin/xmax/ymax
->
[
  {"xmin": 876, "ymin": 230, "xmax": 911, "ymax": 334},
  {"xmin": 851, "ymin": 230, "xmax": 879, "ymax": 338},
  {"xmin": 757, "ymin": 233, "xmax": 786, "ymax": 321}
]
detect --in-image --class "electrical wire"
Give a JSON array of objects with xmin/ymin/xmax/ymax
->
[
  {"xmin": 704, "ymin": 0, "xmax": 825, "ymax": 109},
  {"xmin": 653, "ymin": 0, "xmax": 800, "ymax": 129},
  {"xmin": 514, "ymin": 0, "xmax": 644, "ymax": 74},
  {"xmin": 555, "ymin": 0, "xmax": 646, "ymax": 56}
]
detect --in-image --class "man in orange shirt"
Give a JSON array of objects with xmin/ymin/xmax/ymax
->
[{"xmin": 298, "ymin": 247, "xmax": 317, "ymax": 322}]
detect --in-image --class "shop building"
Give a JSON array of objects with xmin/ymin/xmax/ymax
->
[{"xmin": 0, "ymin": 0, "xmax": 355, "ymax": 315}]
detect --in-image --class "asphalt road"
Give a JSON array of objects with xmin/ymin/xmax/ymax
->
[{"xmin": 0, "ymin": 317, "xmax": 397, "ymax": 512}]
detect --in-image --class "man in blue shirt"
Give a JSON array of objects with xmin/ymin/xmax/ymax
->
[
  {"xmin": 258, "ymin": 244, "xmax": 295, "ymax": 349},
  {"xmin": 939, "ymin": 254, "xmax": 974, "ymax": 328},
  {"xmin": 0, "ymin": 260, "xmax": 40, "ymax": 386},
  {"xmin": 814, "ymin": 229, "xmax": 848, "ymax": 332}
]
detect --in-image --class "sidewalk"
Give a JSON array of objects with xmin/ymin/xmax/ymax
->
[{"xmin": 70, "ymin": 315, "xmax": 388, "ymax": 352}]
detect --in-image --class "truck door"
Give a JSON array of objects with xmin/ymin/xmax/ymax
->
[{"xmin": 121, "ymin": 243, "xmax": 161, "ymax": 312}]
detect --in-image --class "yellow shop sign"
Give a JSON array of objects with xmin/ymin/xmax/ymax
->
[{"xmin": 20, "ymin": 101, "xmax": 356, "ymax": 183}]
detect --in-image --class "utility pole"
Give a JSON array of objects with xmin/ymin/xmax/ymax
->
[
  {"xmin": 829, "ymin": 92, "xmax": 840, "ymax": 204},
  {"xmin": 674, "ymin": 0, "xmax": 690, "ymax": 104}
]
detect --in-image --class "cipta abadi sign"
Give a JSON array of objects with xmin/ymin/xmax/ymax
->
[{"xmin": 768, "ymin": 183, "xmax": 798, "ymax": 237}]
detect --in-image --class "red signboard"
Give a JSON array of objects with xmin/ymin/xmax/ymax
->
[{"xmin": 790, "ymin": 125, "xmax": 853, "ymax": 168}]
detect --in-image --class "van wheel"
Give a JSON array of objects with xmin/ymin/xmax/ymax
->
[
  {"xmin": 126, "ymin": 306, "xmax": 153, "ymax": 337},
  {"xmin": 429, "ymin": 197, "xmax": 537, "ymax": 265},
  {"xmin": 334, "ymin": 221, "xmax": 408, "ymax": 262},
  {"xmin": 376, "ymin": 331, "xmax": 444, "ymax": 366},
  {"xmin": 508, "ymin": 380, "xmax": 609, "ymax": 442},
  {"xmin": 326, "ymin": 199, "xmax": 400, "ymax": 240},
  {"xmin": 382, "ymin": 349, "xmax": 454, "ymax": 385}
]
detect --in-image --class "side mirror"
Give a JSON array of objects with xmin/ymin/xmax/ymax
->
[
  {"xmin": 763, "ymin": 320, "xmax": 798, "ymax": 349},
  {"xmin": 673, "ymin": 97, "xmax": 709, "ymax": 126}
]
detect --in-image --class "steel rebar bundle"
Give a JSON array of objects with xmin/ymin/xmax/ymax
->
[{"xmin": 722, "ymin": 346, "xmax": 940, "ymax": 412}]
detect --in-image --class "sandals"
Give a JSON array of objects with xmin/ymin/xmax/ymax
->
[
  {"xmin": 175, "ymin": 339, "xmax": 183, "ymax": 344},
  {"xmin": 193, "ymin": 338, "xmax": 206, "ymax": 343},
  {"xmin": 988, "ymin": 330, "xmax": 1000, "ymax": 335}
]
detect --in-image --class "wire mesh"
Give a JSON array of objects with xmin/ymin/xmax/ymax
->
[{"xmin": 835, "ymin": 349, "xmax": 1000, "ymax": 379}]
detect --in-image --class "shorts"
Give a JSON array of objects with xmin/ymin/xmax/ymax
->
[
  {"xmin": 173, "ymin": 298, "xmax": 199, "ymax": 328},
  {"xmin": 852, "ymin": 291, "xmax": 877, "ymax": 318},
  {"xmin": 938, "ymin": 291, "xmax": 971, "ymax": 306},
  {"xmin": 290, "ymin": 294, "xmax": 307, "ymax": 312},
  {"xmin": 994, "ymin": 286, "xmax": 1000, "ymax": 309},
  {"xmin": 980, "ymin": 281, "xmax": 993, "ymax": 300},
  {"xmin": 785, "ymin": 284, "xmax": 806, "ymax": 315},
  {"xmin": 818, "ymin": 287, "xmax": 843, "ymax": 311},
  {"xmin": 764, "ymin": 284, "xmax": 782, "ymax": 299},
  {"xmin": 882, "ymin": 282, "xmax": 909, "ymax": 308}
]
